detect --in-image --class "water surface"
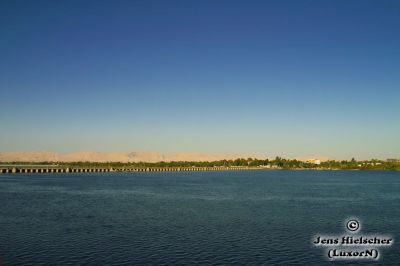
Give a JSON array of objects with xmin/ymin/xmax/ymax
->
[{"xmin": 0, "ymin": 170, "xmax": 399, "ymax": 265}]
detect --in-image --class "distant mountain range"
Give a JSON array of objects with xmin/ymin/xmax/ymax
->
[{"xmin": 0, "ymin": 151, "xmax": 267, "ymax": 163}]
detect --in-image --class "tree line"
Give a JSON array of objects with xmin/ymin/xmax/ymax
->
[{"xmin": 2, "ymin": 157, "xmax": 399, "ymax": 170}]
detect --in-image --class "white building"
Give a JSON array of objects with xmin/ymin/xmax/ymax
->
[{"xmin": 306, "ymin": 159, "xmax": 321, "ymax": 165}]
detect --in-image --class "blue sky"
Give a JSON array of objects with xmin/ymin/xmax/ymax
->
[{"xmin": 0, "ymin": 0, "xmax": 399, "ymax": 159}]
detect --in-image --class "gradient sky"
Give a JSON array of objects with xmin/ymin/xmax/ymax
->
[{"xmin": 0, "ymin": 0, "xmax": 399, "ymax": 159}]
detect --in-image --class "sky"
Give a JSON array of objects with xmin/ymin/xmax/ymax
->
[{"xmin": 0, "ymin": 0, "xmax": 399, "ymax": 160}]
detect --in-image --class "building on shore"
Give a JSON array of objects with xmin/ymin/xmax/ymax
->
[{"xmin": 306, "ymin": 159, "xmax": 321, "ymax": 165}]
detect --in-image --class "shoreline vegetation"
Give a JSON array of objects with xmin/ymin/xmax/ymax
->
[{"xmin": 1, "ymin": 157, "xmax": 399, "ymax": 171}]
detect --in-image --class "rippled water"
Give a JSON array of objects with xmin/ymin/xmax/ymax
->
[{"xmin": 0, "ymin": 170, "xmax": 399, "ymax": 265}]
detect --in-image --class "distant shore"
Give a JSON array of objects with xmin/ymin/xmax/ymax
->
[
  {"xmin": 1, "ymin": 157, "xmax": 399, "ymax": 173},
  {"xmin": 1, "ymin": 165, "xmax": 399, "ymax": 175}
]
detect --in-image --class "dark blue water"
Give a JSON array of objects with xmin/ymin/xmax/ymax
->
[{"xmin": 0, "ymin": 170, "xmax": 399, "ymax": 265}]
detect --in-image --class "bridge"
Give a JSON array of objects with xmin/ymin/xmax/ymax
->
[{"xmin": 0, "ymin": 166, "xmax": 259, "ymax": 174}]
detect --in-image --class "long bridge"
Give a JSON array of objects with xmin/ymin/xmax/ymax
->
[{"xmin": 0, "ymin": 165, "xmax": 261, "ymax": 174}]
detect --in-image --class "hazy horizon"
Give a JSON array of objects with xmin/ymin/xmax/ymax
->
[
  {"xmin": 0, "ymin": 150, "xmax": 396, "ymax": 162},
  {"xmin": 1, "ymin": 1, "xmax": 399, "ymax": 159}
]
